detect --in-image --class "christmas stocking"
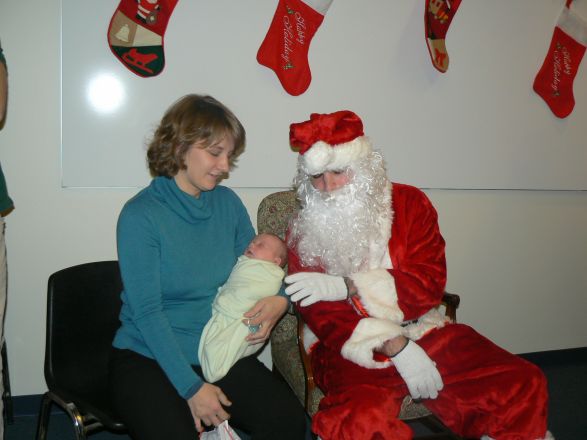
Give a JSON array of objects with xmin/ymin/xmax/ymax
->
[
  {"xmin": 257, "ymin": 0, "xmax": 333, "ymax": 96},
  {"xmin": 425, "ymin": 0, "xmax": 463, "ymax": 73},
  {"xmin": 533, "ymin": 0, "xmax": 587, "ymax": 118},
  {"xmin": 108, "ymin": 0, "xmax": 179, "ymax": 77}
]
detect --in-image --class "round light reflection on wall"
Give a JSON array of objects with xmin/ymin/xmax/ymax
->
[{"xmin": 87, "ymin": 73, "xmax": 125, "ymax": 114}]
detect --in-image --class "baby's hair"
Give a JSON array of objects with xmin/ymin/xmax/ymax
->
[{"xmin": 262, "ymin": 232, "xmax": 288, "ymax": 267}]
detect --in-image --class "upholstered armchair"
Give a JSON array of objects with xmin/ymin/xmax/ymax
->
[{"xmin": 257, "ymin": 190, "xmax": 462, "ymax": 437}]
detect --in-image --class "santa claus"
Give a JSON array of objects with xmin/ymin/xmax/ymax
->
[{"xmin": 284, "ymin": 110, "xmax": 553, "ymax": 440}]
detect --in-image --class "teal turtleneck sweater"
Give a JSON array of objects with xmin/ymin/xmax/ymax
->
[{"xmin": 113, "ymin": 176, "xmax": 255, "ymax": 399}]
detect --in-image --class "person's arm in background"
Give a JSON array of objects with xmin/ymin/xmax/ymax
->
[{"xmin": 0, "ymin": 45, "xmax": 8, "ymax": 125}]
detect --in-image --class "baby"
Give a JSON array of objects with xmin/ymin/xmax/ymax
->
[{"xmin": 198, "ymin": 233, "xmax": 287, "ymax": 382}]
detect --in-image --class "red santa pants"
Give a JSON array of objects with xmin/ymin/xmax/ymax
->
[{"xmin": 311, "ymin": 324, "xmax": 548, "ymax": 440}]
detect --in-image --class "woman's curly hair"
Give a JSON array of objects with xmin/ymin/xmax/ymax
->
[{"xmin": 146, "ymin": 94, "xmax": 246, "ymax": 177}]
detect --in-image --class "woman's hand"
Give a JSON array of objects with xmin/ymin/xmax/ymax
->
[
  {"xmin": 243, "ymin": 296, "xmax": 288, "ymax": 344},
  {"xmin": 187, "ymin": 383, "xmax": 232, "ymax": 432}
]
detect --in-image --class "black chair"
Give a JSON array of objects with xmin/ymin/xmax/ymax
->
[{"xmin": 35, "ymin": 261, "xmax": 127, "ymax": 440}]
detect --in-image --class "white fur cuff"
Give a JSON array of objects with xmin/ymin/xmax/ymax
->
[
  {"xmin": 302, "ymin": 323, "xmax": 319, "ymax": 353},
  {"xmin": 341, "ymin": 317, "xmax": 403, "ymax": 369},
  {"xmin": 401, "ymin": 308, "xmax": 449, "ymax": 341},
  {"xmin": 351, "ymin": 269, "xmax": 403, "ymax": 323}
]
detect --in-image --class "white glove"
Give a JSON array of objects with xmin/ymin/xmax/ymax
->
[
  {"xmin": 392, "ymin": 340, "xmax": 443, "ymax": 399},
  {"xmin": 284, "ymin": 272, "xmax": 347, "ymax": 307}
]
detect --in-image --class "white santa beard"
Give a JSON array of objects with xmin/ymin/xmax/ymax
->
[{"xmin": 290, "ymin": 153, "xmax": 391, "ymax": 276}]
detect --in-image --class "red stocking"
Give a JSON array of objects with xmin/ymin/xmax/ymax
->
[
  {"xmin": 424, "ymin": 0, "xmax": 463, "ymax": 73},
  {"xmin": 256, "ymin": 0, "xmax": 333, "ymax": 96},
  {"xmin": 108, "ymin": 0, "xmax": 179, "ymax": 77},
  {"xmin": 533, "ymin": 0, "xmax": 587, "ymax": 118}
]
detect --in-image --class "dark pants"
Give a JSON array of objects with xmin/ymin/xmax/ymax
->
[{"xmin": 108, "ymin": 348, "xmax": 307, "ymax": 440}]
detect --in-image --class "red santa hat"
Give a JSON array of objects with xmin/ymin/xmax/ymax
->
[{"xmin": 289, "ymin": 110, "xmax": 373, "ymax": 176}]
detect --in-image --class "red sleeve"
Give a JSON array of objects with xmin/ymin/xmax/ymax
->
[
  {"xmin": 389, "ymin": 183, "xmax": 447, "ymax": 320},
  {"xmin": 286, "ymin": 229, "xmax": 363, "ymax": 354}
]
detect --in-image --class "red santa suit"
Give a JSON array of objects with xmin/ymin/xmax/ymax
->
[{"xmin": 286, "ymin": 111, "xmax": 551, "ymax": 440}]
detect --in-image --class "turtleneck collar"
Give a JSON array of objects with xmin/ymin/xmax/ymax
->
[{"xmin": 151, "ymin": 176, "xmax": 213, "ymax": 223}]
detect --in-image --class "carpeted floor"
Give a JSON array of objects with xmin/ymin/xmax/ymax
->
[{"xmin": 6, "ymin": 347, "xmax": 586, "ymax": 440}]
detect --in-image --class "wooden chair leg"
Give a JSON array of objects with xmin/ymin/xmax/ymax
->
[{"xmin": 2, "ymin": 341, "xmax": 13, "ymax": 425}]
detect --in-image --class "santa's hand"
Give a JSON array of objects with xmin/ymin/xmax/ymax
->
[
  {"xmin": 284, "ymin": 272, "xmax": 347, "ymax": 307},
  {"xmin": 392, "ymin": 340, "xmax": 443, "ymax": 399}
]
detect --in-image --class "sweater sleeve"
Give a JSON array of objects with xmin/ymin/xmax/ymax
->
[
  {"xmin": 117, "ymin": 203, "xmax": 203, "ymax": 399},
  {"xmin": 230, "ymin": 189, "xmax": 255, "ymax": 256}
]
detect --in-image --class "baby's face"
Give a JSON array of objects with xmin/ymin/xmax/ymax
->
[{"xmin": 244, "ymin": 234, "xmax": 283, "ymax": 265}]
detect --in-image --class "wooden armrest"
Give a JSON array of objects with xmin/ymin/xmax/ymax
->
[
  {"xmin": 441, "ymin": 291, "xmax": 460, "ymax": 323},
  {"xmin": 295, "ymin": 308, "xmax": 316, "ymax": 412}
]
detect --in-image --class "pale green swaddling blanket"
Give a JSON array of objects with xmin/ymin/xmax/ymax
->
[{"xmin": 198, "ymin": 255, "xmax": 285, "ymax": 382}]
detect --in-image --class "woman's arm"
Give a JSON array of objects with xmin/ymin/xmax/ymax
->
[{"xmin": 231, "ymin": 188, "xmax": 256, "ymax": 256}]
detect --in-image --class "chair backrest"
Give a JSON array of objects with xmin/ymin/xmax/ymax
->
[
  {"xmin": 258, "ymin": 191, "xmax": 311, "ymax": 408},
  {"xmin": 257, "ymin": 190, "xmax": 298, "ymax": 240},
  {"xmin": 44, "ymin": 261, "xmax": 123, "ymax": 398}
]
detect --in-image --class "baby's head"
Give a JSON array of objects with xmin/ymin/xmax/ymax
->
[{"xmin": 244, "ymin": 233, "xmax": 287, "ymax": 267}]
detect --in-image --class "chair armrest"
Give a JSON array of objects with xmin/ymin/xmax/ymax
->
[
  {"xmin": 295, "ymin": 308, "xmax": 316, "ymax": 412},
  {"xmin": 441, "ymin": 291, "xmax": 460, "ymax": 323}
]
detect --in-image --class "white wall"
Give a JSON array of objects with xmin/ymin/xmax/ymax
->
[
  {"xmin": 1, "ymin": 1, "xmax": 586, "ymax": 397},
  {"xmin": 61, "ymin": 0, "xmax": 587, "ymax": 190}
]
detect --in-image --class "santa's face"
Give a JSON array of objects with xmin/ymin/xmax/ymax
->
[
  {"xmin": 310, "ymin": 170, "xmax": 351, "ymax": 192},
  {"xmin": 289, "ymin": 151, "xmax": 391, "ymax": 276}
]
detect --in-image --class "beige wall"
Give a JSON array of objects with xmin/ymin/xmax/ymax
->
[{"xmin": 1, "ymin": 1, "xmax": 586, "ymax": 397}]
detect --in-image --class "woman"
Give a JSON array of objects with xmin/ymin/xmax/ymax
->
[{"xmin": 108, "ymin": 94, "xmax": 306, "ymax": 439}]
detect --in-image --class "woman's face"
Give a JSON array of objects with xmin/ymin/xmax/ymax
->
[{"xmin": 174, "ymin": 136, "xmax": 234, "ymax": 197}]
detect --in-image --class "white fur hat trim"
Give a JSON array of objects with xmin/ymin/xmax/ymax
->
[
  {"xmin": 301, "ymin": 136, "xmax": 372, "ymax": 176},
  {"xmin": 302, "ymin": 323, "xmax": 319, "ymax": 353}
]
